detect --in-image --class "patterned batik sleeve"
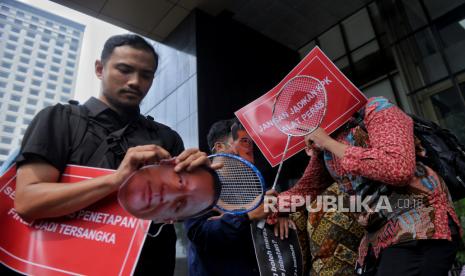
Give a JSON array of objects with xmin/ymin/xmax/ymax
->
[
  {"xmin": 340, "ymin": 97, "xmax": 416, "ymax": 186},
  {"xmin": 278, "ymin": 149, "xmax": 333, "ymax": 211}
]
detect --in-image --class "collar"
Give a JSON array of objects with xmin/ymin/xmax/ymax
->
[
  {"xmin": 84, "ymin": 97, "xmax": 112, "ymax": 117},
  {"xmin": 84, "ymin": 97, "xmax": 140, "ymax": 122}
]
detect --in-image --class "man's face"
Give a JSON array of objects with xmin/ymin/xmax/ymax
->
[
  {"xmin": 95, "ymin": 45, "xmax": 156, "ymax": 109},
  {"xmin": 118, "ymin": 164, "xmax": 216, "ymax": 222},
  {"xmin": 227, "ymin": 130, "xmax": 254, "ymax": 163}
]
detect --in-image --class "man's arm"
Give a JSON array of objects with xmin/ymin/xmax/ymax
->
[
  {"xmin": 15, "ymin": 145, "xmax": 170, "ymax": 221},
  {"xmin": 185, "ymin": 213, "xmax": 251, "ymax": 253}
]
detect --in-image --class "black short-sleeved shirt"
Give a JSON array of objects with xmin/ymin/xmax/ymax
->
[{"xmin": 14, "ymin": 97, "xmax": 184, "ymax": 276}]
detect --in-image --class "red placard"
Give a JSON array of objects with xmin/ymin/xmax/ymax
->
[
  {"xmin": 235, "ymin": 47, "xmax": 367, "ymax": 167},
  {"xmin": 0, "ymin": 165, "xmax": 150, "ymax": 276}
]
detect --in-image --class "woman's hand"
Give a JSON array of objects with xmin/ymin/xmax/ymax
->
[
  {"xmin": 305, "ymin": 127, "xmax": 348, "ymax": 158},
  {"xmin": 273, "ymin": 216, "xmax": 296, "ymax": 240}
]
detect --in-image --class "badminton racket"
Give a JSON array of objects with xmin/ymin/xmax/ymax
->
[
  {"xmin": 209, "ymin": 153, "xmax": 266, "ymax": 214},
  {"xmin": 271, "ymin": 75, "xmax": 327, "ymax": 190}
]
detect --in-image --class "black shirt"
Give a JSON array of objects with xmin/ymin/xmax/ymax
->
[{"xmin": 15, "ymin": 97, "xmax": 184, "ymax": 276}]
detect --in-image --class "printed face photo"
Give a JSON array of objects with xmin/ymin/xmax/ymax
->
[{"xmin": 118, "ymin": 164, "xmax": 216, "ymax": 222}]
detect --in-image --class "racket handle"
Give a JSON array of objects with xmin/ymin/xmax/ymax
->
[
  {"xmin": 257, "ymin": 219, "xmax": 266, "ymax": 229},
  {"xmin": 271, "ymin": 135, "xmax": 291, "ymax": 191}
]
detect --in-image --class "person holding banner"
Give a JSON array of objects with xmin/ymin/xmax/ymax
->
[
  {"xmin": 270, "ymin": 97, "xmax": 461, "ymax": 275},
  {"xmin": 11, "ymin": 34, "xmax": 217, "ymax": 276},
  {"xmin": 185, "ymin": 118, "xmax": 269, "ymax": 276}
]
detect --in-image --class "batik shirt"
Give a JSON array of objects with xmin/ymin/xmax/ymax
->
[{"xmin": 275, "ymin": 97, "xmax": 461, "ymax": 265}]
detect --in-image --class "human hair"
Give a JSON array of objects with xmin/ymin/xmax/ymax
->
[
  {"xmin": 230, "ymin": 118, "xmax": 246, "ymax": 141},
  {"xmin": 207, "ymin": 118, "xmax": 246, "ymax": 153},
  {"xmin": 101, "ymin": 34, "xmax": 159, "ymax": 71},
  {"xmin": 207, "ymin": 119, "xmax": 234, "ymax": 152}
]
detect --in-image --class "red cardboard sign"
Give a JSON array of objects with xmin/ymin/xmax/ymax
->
[
  {"xmin": 0, "ymin": 165, "xmax": 150, "ymax": 276},
  {"xmin": 235, "ymin": 47, "xmax": 367, "ymax": 167}
]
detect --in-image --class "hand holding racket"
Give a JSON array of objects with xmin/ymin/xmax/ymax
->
[{"xmin": 271, "ymin": 75, "xmax": 327, "ymax": 191}]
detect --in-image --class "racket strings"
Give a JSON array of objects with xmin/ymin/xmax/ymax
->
[
  {"xmin": 273, "ymin": 76, "xmax": 326, "ymax": 136},
  {"xmin": 212, "ymin": 156, "xmax": 264, "ymax": 211}
]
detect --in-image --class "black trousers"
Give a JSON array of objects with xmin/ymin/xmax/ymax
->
[{"xmin": 375, "ymin": 238, "xmax": 458, "ymax": 276}]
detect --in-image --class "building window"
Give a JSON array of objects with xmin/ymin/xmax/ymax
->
[
  {"xmin": 30, "ymin": 89, "xmax": 39, "ymax": 96},
  {"xmin": 8, "ymin": 105, "xmax": 19, "ymax": 112},
  {"xmin": 3, "ymin": 52, "xmax": 14, "ymax": 60},
  {"xmin": 27, "ymin": 98, "xmax": 37, "ymax": 105},
  {"xmin": 18, "ymin": 66, "xmax": 27, "ymax": 73},
  {"xmin": 0, "ymin": 71, "xmax": 9, "ymax": 78},
  {"xmin": 23, "ymin": 118, "xmax": 31, "ymax": 125},
  {"xmin": 45, "ymin": 92, "xmax": 54, "ymax": 99},
  {"xmin": 33, "ymin": 70, "xmax": 43, "ymax": 78},
  {"xmin": 56, "ymin": 40, "xmax": 64, "ymax": 47},
  {"xmin": 30, "ymin": 24, "xmax": 37, "ymax": 30},
  {"xmin": 60, "ymin": 95, "xmax": 69, "ymax": 102},
  {"xmin": 52, "ymin": 57, "xmax": 61, "ymax": 64},
  {"xmin": 72, "ymin": 30, "xmax": 80, "ymax": 36},
  {"xmin": 0, "ymin": 81, "xmax": 6, "ymax": 88},
  {"xmin": 44, "ymin": 29, "xmax": 51, "ymax": 35},
  {"xmin": 43, "ymin": 101, "xmax": 53, "ymax": 107},
  {"xmin": 19, "ymin": 57, "xmax": 29, "ymax": 64},
  {"xmin": 24, "ymin": 39, "xmax": 33, "ymax": 47},
  {"xmin": 13, "ymin": 84, "xmax": 23, "ymax": 92},
  {"xmin": 36, "ymin": 61, "xmax": 45, "ymax": 68},
  {"xmin": 64, "ymin": 78, "xmax": 72, "ymax": 85},
  {"xmin": 62, "ymin": 87, "xmax": 71, "ymax": 94},
  {"xmin": 0, "ymin": 148, "xmax": 10, "ymax": 155},
  {"xmin": 15, "ymin": 75, "xmax": 25, "ymax": 82},
  {"xmin": 54, "ymin": 49, "xmax": 62, "ymax": 56},
  {"xmin": 10, "ymin": 94, "xmax": 20, "ymax": 102},
  {"xmin": 39, "ymin": 44, "xmax": 48, "ymax": 51},
  {"xmin": 11, "ymin": 27, "xmax": 20, "ymax": 33},
  {"xmin": 45, "ymin": 21, "xmax": 53, "ymax": 27},
  {"xmin": 1, "ymin": 137, "xmax": 12, "ymax": 144},
  {"xmin": 50, "ymin": 65, "xmax": 59, "ymax": 73},
  {"xmin": 69, "ymin": 44, "xmax": 78, "ymax": 52},
  {"xmin": 31, "ymin": 79, "xmax": 41, "ymax": 87},
  {"xmin": 65, "ymin": 70, "xmax": 73, "ymax": 77},
  {"xmin": 14, "ymin": 19, "xmax": 22, "ymax": 25},
  {"xmin": 22, "ymin": 48, "xmax": 32, "ymax": 55},
  {"xmin": 26, "ymin": 31, "xmax": 35, "ymax": 38},
  {"xmin": 1, "ymin": 61, "xmax": 12, "ymax": 69},
  {"xmin": 6, "ymin": 43, "xmax": 16, "ymax": 51},
  {"xmin": 68, "ymin": 53, "xmax": 76, "ymax": 60},
  {"xmin": 3, "ymin": 126, "xmax": 14, "ymax": 133},
  {"xmin": 37, "ymin": 52, "xmax": 46, "ymax": 60},
  {"xmin": 6, "ymin": 115, "xmax": 16, "ymax": 123},
  {"xmin": 49, "ymin": 74, "xmax": 58, "ymax": 81},
  {"xmin": 42, "ymin": 36, "xmax": 50, "ymax": 43},
  {"xmin": 16, "ymin": 11, "xmax": 25, "ymax": 17},
  {"xmin": 1, "ymin": 6, "xmax": 10, "ymax": 11},
  {"xmin": 8, "ymin": 34, "xmax": 18, "ymax": 41},
  {"xmin": 31, "ymin": 16, "xmax": 38, "ymax": 22},
  {"xmin": 46, "ymin": 83, "xmax": 56, "ymax": 90},
  {"xmin": 25, "ymin": 108, "xmax": 35, "ymax": 115},
  {"xmin": 66, "ymin": 61, "xmax": 75, "ymax": 68},
  {"xmin": 59, "ymin": 26, "xmax": 66, "ymax": 32}
]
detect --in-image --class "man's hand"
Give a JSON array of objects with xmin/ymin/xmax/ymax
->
[
  {"xmin": 174, "ymin": 148, "xmax": 222, "ymax": 172},
  {"xmin": 111, "ymin": 145, "xmax": 171, "ymax": 188}
]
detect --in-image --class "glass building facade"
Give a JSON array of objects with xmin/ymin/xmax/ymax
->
[
  {"xmin": 299, "ymin": 0, "xmax": 465, "ymax": 144},
  {"xmin": 0, "ymin": 0, "xmax": 84, "ymax": 165}
]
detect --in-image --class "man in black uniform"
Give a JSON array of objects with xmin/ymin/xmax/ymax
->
[{"xmin": 12, "ymin": 34, "xmax": 215, "ymax": 275}]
